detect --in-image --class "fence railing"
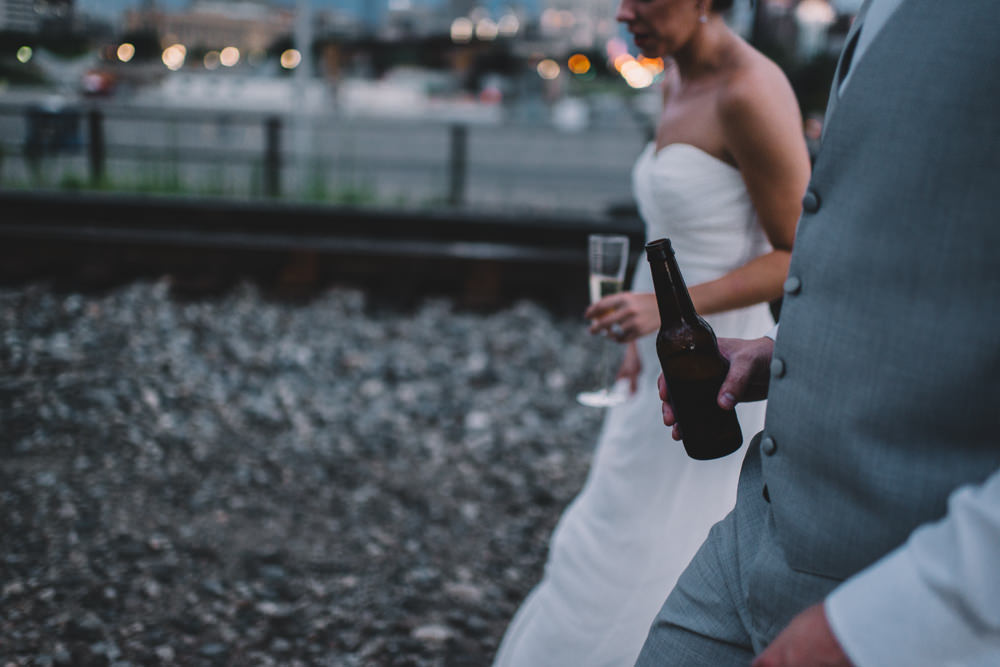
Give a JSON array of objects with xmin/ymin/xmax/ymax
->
[{"xmin": 0, "ymin": 99, "xmax": 649, "ymax": 215}]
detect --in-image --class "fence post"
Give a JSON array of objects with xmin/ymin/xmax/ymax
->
[
  {"xmin": 264, "ymin": 116, "xmax": 282, "ymax": 198},
  {"xmin": 448, "ymin": 124, "xmax": 467, "ymax": 207},
  {"xmin": 88, "ymin": 109, "xmax": 105, "ymax": 187}
]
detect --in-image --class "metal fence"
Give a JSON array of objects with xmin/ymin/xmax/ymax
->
[{"xmin": 0, "ymin": 99, "xmax": 650, "ymax": 216}]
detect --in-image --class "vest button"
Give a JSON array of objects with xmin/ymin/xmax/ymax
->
[
  {"xmin": 771, "ymin": 357, "xmax": 786, "ymax": 378},
  {"xmin": 761, "ymin": 436, "xmax": 777, "ymax": 456},
  {"xmin": 802, "ymin": 189, "xmax": 821, "ymax": 213},
  {"xmin": 783, "ymin": 276, "xmax": 802, "ymax": 295}
]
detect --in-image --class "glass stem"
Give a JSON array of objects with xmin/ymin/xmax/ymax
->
[{"xmin": 599, "ymin": 340, "xmax": 614, "ymax": 391}]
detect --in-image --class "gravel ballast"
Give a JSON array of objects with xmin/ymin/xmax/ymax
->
[{"xmin": 0, "ymin": 278, "xmax": 650, "ymax": 666}]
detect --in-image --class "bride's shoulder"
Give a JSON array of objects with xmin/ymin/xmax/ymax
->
[{"xmin": 716, "ymin": 48, "xmax": 798, "ymax": 124}]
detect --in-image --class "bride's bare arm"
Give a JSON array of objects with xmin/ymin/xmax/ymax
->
[{"xmin": 690, "ymin": 56, "xmax": 811, "ymax": 316}]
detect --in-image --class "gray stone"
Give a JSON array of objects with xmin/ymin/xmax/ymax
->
[{"xmin": 0, "ymin": 281, "xmax": 604, "ymax": 665}]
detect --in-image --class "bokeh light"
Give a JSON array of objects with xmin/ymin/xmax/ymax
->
[
  {"xmin": 568, "ymin": 54, "xmax": 591, "ymax": 75},
  {"xmin": 498, "ymin": 14, "xmax": 520, "ymax": 37},
  {"xmin": 639, "ymin": 57, "xmax": 665, "ymax": 75},
  {"xmin": 203, "ymin": 50, "xmax": 220, "ymax": 70},
  {"xmin": 537, "ymin": 59, "xmax": 561, "ymax": 80},
  {"xmin": 541, "ymin": 9, "xmax": 578, "ymax": 33},
  {"xmin": 451, "ymin": 17, "xmax": 473, "ymax": 43},
  {"xmin": 613, "ymin": 53, "xmax": 633, "ymax": 72},
  {"xmin": 116, "ymin": 43, "xmax": 135, "ymax": 63},
  {"xmin": 608, "ymin": 51, "xmax": 662, "ymax": 88},
  {"xmin": 606, "ymin": 37, "xmax": 629, "ymax": 60},
  {"xmin": 620, "ymin": 59, "xmax": 654, "ymax": 88},
  {"xmin": 476, "ymin": 18, "xmax": 498, "ymax": 41},
  {"xmin": 540, "ymin": 8, "xmax": 560, "ymax": 32},
  {"xmin": 280, "ymin": 49, "xmax": 302, "ymax": 70},
  {"xmin": 795, "ymin": 0, "xmax": 837, "ymax": 24},
  {"xmin": 16, "ymin": 46, "xmax": 32, "ymax": 63},
  {"xmin": 162, "ymin": 43, "xmax": 186, "ymax": 71},
  {"xmin": 219, "ymin": 46, "xmax": 240, "ymax": 67}
]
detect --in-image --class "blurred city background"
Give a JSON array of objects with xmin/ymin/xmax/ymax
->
[{"xmin": 2, "ymin": 0, "xmax": 857, "ymax": 214}]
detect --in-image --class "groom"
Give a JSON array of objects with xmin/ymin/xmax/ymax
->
[{"xmin": 637, "ymin": 0, "xmax": 1000, "ymax": 665}]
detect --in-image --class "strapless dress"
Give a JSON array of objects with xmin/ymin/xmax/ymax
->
[{"xmin": 493, "ymin": 142, "xmax": 774, "ymax": 667}]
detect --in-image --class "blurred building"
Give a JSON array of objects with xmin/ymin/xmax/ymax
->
[
  {"xmin": 0, "ymin": 0, "xmax": 38, "ymax": 31},
  {"xmin": 754, "ymin": 0, "xmax": 849, "ymax": 62},
  {"xmin": 447, "ymin": 0, "xmax": 476, "ymax": 19},
  {"xmin": 540, "ymin": 0, "xmax": 617, "ymax": 51},
  {"xmin": 0, "ymin": 0, "xmax": 73, "ymax": 33},
  {"xmin": 316, "ymin": 6, "xmax": 366, "ymax": 40},
  {"xmin": 380, "ymin": 1, "xmax": 446, "ymax": 39},
  {"xmin": 124, "ymin": 0, "xmax": 294, "ymax": 55}
]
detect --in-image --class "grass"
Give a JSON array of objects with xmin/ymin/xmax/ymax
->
[{"xmin": 2, "ymin": 156, "xmax": 422, "ymax": 209}]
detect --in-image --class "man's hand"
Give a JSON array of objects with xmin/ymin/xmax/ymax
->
[
  {"xmin": 717, "ymin": 336, "xmax": 775, "ymax": 406},
  {"xmin": 752, "ymin": 604, "xmax": 854, "ymax": 667},
  {"xmin": 658, "ymin": 336, "xmax": 775, "ymax": 439}
]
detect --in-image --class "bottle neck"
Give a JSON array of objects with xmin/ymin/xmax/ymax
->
[{"xmin": 647, "ymin": 240, "xmax": 698, "ymax": 328}]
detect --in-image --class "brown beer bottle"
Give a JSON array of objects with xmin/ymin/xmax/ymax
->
[{"xmin": 645, "ymin": 238, "xmax": 742, "ymax": 460}]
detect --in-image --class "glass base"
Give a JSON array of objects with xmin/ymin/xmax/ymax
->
[{"xmin": 576, "ymin": 380, "xmax": 629, "ymax": 408}]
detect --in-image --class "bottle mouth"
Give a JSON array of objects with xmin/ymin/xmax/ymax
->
[{"xmin": 645, "ymin": 238, "xmax": 673, "ymax": 260}]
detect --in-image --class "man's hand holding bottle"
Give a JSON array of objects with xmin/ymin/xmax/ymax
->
[{"xmin": 658, "ymin": 336, "xmax": 776, "ymax": 440}]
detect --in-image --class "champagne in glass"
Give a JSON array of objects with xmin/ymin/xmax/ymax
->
[
  {"xmin": 590, "ymin": 274, "xmax": 625, "ymax": 308},
  {"xmin": 577, "ymin": 234, "xmax": 630, "ymax": 408}
]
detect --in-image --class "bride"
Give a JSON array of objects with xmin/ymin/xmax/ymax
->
[{"xmin": 493, "ymin": 0, "xmax": 811, "ymax": 665}]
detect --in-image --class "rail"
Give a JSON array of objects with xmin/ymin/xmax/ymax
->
[
  {"xmin": 0, "ymin": 190, "xmax": 645, "ymax": 313},
  {"xmin": 0, "ymin": 99, "xmax": 648, "ymax": 214}
]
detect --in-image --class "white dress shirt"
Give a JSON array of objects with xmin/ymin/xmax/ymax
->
[
  {"xmin": 826, "ymin": 473, "xmax": 1000, "ymax": 665},
  {"xmin": 813, "ymin": 1, "xmax": 1000, "ymax": 664}
]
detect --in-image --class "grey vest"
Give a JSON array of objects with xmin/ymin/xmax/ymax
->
[{"xmin": 763, "ymin": 0, "xmax": 1000, "ymax": 581}]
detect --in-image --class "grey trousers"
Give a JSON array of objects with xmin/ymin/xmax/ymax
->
[{"xmin": 635, "ymin": 437, "xmax": 842, "ymax": 666}]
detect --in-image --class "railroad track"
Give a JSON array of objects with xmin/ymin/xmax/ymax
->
[{"xmin": 0, "ymin": 191, "xmax": 644, "ymax": 314}]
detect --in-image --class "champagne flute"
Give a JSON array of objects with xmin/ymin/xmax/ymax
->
[{"xmin": 577, "ymin": 234, "xmax": 630, "ymax": 408}]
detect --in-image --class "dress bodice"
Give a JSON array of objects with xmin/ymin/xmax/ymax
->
[{"xmin": 631, "ymin": 142, "xmax": 770, "ymax": 292}]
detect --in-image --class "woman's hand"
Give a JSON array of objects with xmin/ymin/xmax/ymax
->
[
  {"xmin": 616, "ymin": 342, "xmax": 642, "ymax": 395},
  {"xmin": 584, "ymin": 292, "xmax": 660, "ymax": 343}
]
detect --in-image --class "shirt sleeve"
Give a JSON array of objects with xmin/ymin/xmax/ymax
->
[
  {"xmin": 763, "ymin": 324, "xmax": 779, "ymax": 340},
  {"xmin": 824, "ymin": 467, "xmax": 1000, "ymax": 666}
]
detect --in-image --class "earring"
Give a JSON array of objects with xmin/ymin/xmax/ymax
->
[{"xmin": 697, "ymin": 1, "xmax": 708, "ymax": 22}]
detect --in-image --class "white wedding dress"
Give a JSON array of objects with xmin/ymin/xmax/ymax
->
[{"xmin": 493, "ymin": 142, "xmax": 775, "ymax": 667}]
